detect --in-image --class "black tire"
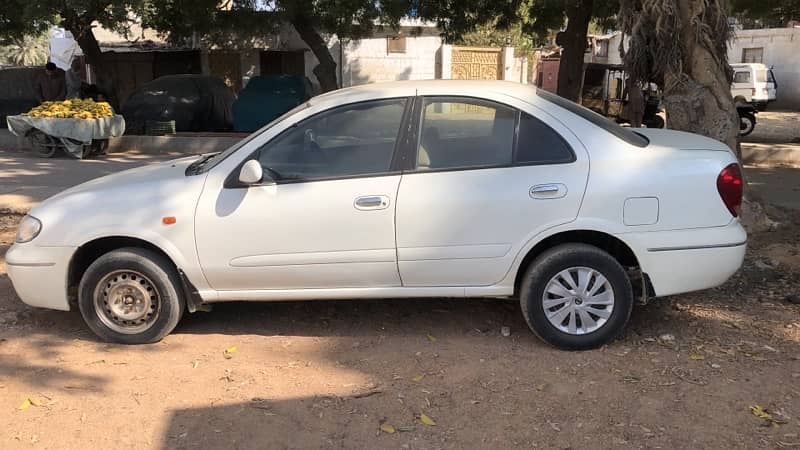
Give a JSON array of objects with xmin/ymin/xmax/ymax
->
[
  {"xmin": 28, "ymin": 130, "xmax": 58, "ymax": 158},
  {"xmin": 739, "ymin": 114, "xmax": 755, "ymax": 137},
  {"xmin": 519, "ymin": 244, "xmax": 633, "ymax": 350},
  {"xmin": 78, "ymin": 247, "xmax": 185, "ymax": 344}
]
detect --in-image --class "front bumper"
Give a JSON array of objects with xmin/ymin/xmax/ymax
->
[
  {"xmin": 620, "ymin": 221, "xmax": 747, "ymax": 297},
  {"xmin": 5, "ymin": 243, "xmax": 75, "ymax": 311}
]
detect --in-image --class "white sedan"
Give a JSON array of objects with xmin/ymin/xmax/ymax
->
[{"xmin": 6, "ymin": 80, "xmax": 746, "ymax": 349}]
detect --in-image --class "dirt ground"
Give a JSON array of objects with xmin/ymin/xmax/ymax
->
[{"xmin": 1, "ymin": 199, "xmax": 800, "ymax": 449}]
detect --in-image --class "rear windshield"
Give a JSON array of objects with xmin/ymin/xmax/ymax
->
[{"xmin": 537, "ymin": 89, "xmax": 649, "ymax": 148}]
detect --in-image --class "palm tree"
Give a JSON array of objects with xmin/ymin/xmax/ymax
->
[{"xmin": 0, "ymin": 35, "xmax": 48, "ymax": 67}]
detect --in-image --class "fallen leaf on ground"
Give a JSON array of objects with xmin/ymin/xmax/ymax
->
[
  {"xmin": 427, "ymin": 335, "xmax": 437, "ymax": 343},
  {"xmin": 419, "ymin": 413, "xmax": 436, "ymax": 426},
  {"xmin": 192, "ymin": 360, "xmax": 200, "ymax": 369},
  {"xmin": 690, "ymin": 354, "xmax": 705, "ymax": 360},
  {"xmin": 380, "ymin": 423, "xmax": 396, "ymax": 434},
  {"xmin": 223, "ymin": 346, "xmax": 237, "ymax": 359},
  {"xmin": 17, "ymin": 397, "xmax": 47, "ymax": 410},
  {"xmin": 751, "ymin": 405, "xmax": 786, "ymax": 426},
  {"xmin": 412, "ymin": 375, "xmax": 425, "ymax": 382},
  {"xmin": 28, "ymin": 398, "xmax": 45, "ymax": 407}
]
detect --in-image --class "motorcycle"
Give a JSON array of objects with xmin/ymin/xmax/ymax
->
[{"xmin": 737, "ymin": 104, "xmax": 757, "ymax": 137}]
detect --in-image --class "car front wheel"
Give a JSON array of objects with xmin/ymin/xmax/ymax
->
[
  {"xmin": 519, "ymin": 244, "xmax": 633, "ymax": 350},
  {"xmin": 78, "ymin": 248, "xmax": 185, "ymax": 344}
]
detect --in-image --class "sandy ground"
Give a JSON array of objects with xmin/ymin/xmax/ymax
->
[{"xmin": 1, "ymin": 207, "xmax": 799, "ymax": 449}]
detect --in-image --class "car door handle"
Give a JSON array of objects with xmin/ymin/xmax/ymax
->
[
  {"xmin": 530, "ymin": 183, "xmax": 567, "ymax": 199},
  {"xmin": 354, "ymin": 195, "xmax": 390, "ymax": 210}
]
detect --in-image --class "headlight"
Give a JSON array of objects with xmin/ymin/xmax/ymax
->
[{"xmin": 15, "ymin": 215, "xmax": 42, "ymax": 243}]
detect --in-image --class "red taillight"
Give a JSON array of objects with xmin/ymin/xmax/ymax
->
[{"xmin": 717, "ymin": 163, "xmax": 743, "ymax": 217}]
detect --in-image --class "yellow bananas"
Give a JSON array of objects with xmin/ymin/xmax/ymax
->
[{"xmin": 22, "ymin": 99, "xmax": 114, "ymax": 119}]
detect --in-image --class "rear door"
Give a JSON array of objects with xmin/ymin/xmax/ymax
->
[
  {"xmin": 767, "ymin": 69, "xmax": 777, "ymax": 101},
  {"xmin": 394, "ymin": 96, "xmax": 589, "ymax": 287}
]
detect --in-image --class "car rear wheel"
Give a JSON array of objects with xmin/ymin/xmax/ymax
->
[
  {"xmin": 78, "ymin": 248, "xmax": 185, "ymax": 344},
  {"xmin": 519, "ymin": 244, "xmax": 633, "ymax": 350}
]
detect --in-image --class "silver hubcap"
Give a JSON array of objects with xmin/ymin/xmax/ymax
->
[
  {"xmin": 94, "ymin": 270, "xmax": 160, "ymax": 334},
  {"xmin": 542, "ymin": 267, "xmax": 615, "ymax": 335}
]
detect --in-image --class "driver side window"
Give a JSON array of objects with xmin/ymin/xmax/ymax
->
[{"xmin": 256, "ymin": 98, "xmax": 408, "ymax": 181}]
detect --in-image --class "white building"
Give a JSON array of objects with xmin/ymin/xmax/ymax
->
[
  {"xmin": 273, "ymin": 19, "xmax": 528, "ymax": 90},
  {"xmin": 728, "ymin": 28, "xmax": 800, "ymax": 110},
  {"xmin": 585, "ymin": 32, "xmax": 624, "ymax": 66}
]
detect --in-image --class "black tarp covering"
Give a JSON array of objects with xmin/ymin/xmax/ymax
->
[
  {"xmin": 121, "ymin": 75, "xmax": 235, "ymax": 134},
  {"xmin": 0, "ymin": 67, "xmax": 41, "ymax": 129}
]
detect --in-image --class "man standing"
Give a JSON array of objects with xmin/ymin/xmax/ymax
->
[
  {"xmin": 35, "ymin": 62, "xmax": 67, "ymax": 103},
  {"xmin": 622, "ymin": 77, "xmax": 645, "ymax": 128},
  {"xmin": 65, "ymin": 59, "xmax": 83, "ymax": 99}
]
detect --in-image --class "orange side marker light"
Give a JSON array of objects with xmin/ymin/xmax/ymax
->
[{"xmin": 162, "ymin": 216, "xmax": 177, "ymax": 225}]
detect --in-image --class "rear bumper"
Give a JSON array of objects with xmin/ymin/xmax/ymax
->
[
  {"xmin": 620, "ymin": 222, "xmax": 746, "ymax": 297},
  {"xmin": 5, "ymin": 243, "xmax": 75, "ymax": 311}
]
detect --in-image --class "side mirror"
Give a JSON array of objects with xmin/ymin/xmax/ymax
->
[{"xmin": 238, "ymin": 160, "xmax": 264, "ymax": 185}]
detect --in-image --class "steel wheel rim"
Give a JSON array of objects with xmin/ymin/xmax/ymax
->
[
  {"xmin": 93, "ymin": 270, "xmax": 160, "ymax": 334},
  {"xmin": 542, "ymin": 266, "xmax": 615, "ymax": 335}
]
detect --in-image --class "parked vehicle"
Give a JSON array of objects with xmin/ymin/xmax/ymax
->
[
  {"xmin": 737, "ymin": 103, "xmax": 758, "ymax": 137},
  {"xmin": 6, "ymin": 80, "xmax": 746, "ymax": 350},
  {"xmin": 731, "ymin": 63, "xmax": 777, "ymax": 111},
  {"xmin": 232, "ymin": 75, "xmax": 313, "ymax": 133},
  {"xmin": 581, "ymin": 63, "xmax": 664, "ymax": 128},
  {"xmin": 121, "ymin": 75, "xmax": 235, "ymax": 135}
]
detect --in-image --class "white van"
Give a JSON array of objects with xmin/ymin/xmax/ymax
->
[{"xmin": 731, "ymin": 63, "xmax": 777, "ymax": 110}]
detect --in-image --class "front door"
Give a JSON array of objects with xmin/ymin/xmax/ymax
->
[
  {"xmin": 395, "ymin": 96, "xmax": 588, "ymax": 287},
  {"xmin": 195, "ymin": 98, "xmax": 410, "ymax": 290}
]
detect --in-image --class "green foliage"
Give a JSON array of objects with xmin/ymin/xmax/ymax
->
[
  {"xmin": 730, "ymin": 0, "xmax": 800, "ymax": 28},
  {"xmin": 141, "ymin": 0, "xmax": 409, "ymax": 47},
  {"xmin": 456, "ymin": 21, "xmax": 540, "ymax": 55},
  {"xmin": 0, "ymin": 1, "xmax": 147, "ymax": 44}
]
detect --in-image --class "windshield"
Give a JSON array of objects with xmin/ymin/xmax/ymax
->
[
  {"xmin": 536, "ymin": 89, "xmax": 649, "ymax": 148},
  {"xmin": 188, "ymin": 101, "xmax": 312, "ymax": 175}
]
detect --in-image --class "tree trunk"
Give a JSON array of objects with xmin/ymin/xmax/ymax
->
[
  {"xmin": 64, "ymin": 21, "xmax": 119, "ymax": 109},
  {"xmin": 662, "ymin": 0, "xmax": 739, "ymax": 154},
  {"xmin": 291, "ymin": 16, "xmax": 339, "ymax": 93},
  {"xmin": 556, "ymin": 0, "xmax": 594, "ymax": 102}
]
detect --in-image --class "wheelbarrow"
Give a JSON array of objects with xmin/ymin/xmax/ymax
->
[
  {"xmin": 25, "ymin": 128, "xmax": 109, "ymax": 158},
  {"xmin": 6, "ymin": 114, "xmax": 125, "ymax": 159}
]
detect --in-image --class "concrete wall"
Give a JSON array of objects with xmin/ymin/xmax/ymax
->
[
  {"xmin": 342, "ymin": 35, "xmax": 442, "ymax": 85},
  {"xmin": 728, "ymin": 28, "xmax": 800, "ymax": 110}
]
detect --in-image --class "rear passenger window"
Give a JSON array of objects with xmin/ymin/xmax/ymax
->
[
  {"xmin": 417, "ymin": 98, "xmax": 515, "ymax": 170},
  {"xmin": 733, "ymin": 71, "xmax": 750, "ymax": 83},
  {"xmin": 515, "ymin": 112, "xmax": 575, "ymax": 165}
]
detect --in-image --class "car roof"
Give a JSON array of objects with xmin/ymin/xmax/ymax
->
[
  {"xmin": 310, "ymin": 79, "xmax": 540, "ymax": 105},
  {"xmin": 731, "ymin": 63, "xmax": 768, "ymax": 70}
]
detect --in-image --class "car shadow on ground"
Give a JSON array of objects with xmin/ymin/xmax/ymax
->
[{"xmin": 154, "ymin": 293, "xmax": 800, "ymax": 450}]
